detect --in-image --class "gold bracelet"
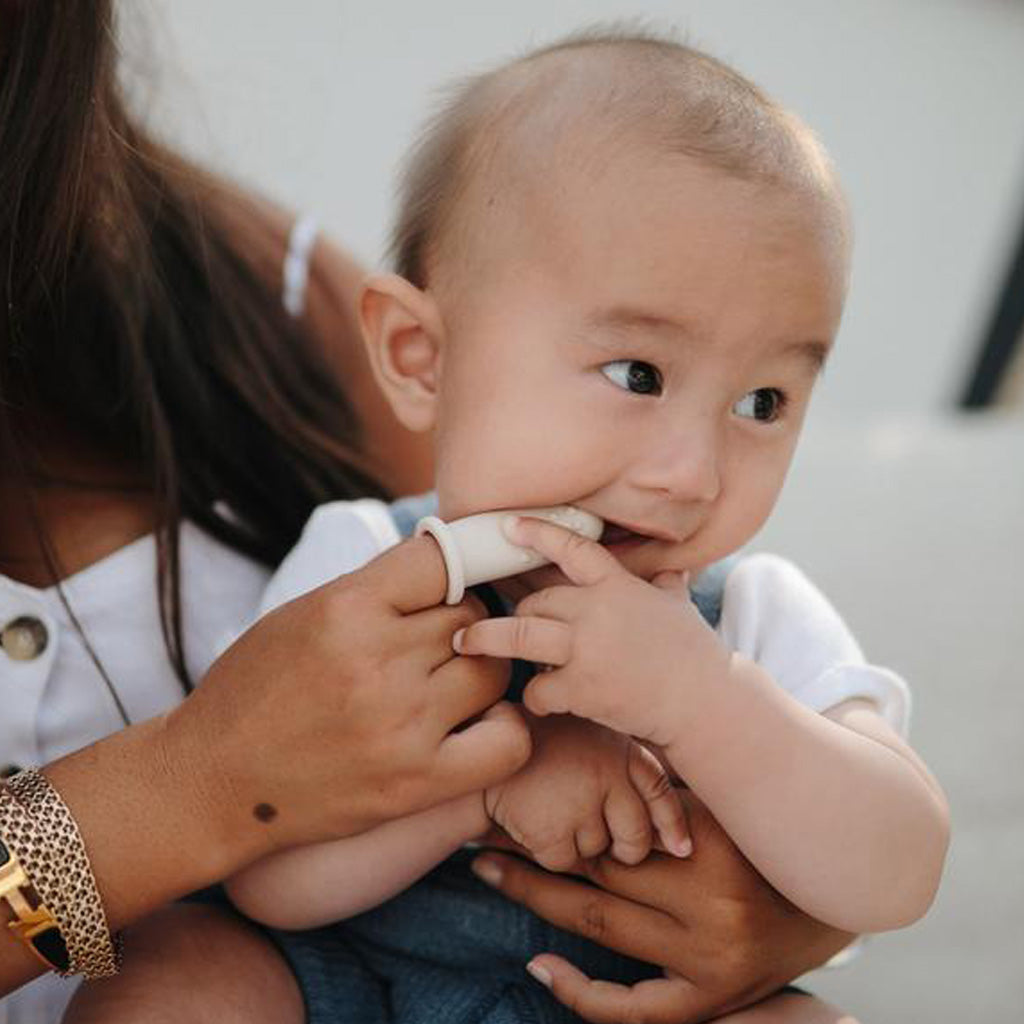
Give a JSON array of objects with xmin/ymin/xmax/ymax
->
[
  {"xmin": 4, "ymin": 771, "xmax": 121, "ymax": 979},
  {"xmin": 0, "ymin": 788, "xmax": 71, "ymax": 974}
]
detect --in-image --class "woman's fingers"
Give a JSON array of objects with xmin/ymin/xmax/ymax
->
[
  {"xmin": 407, "ymin": 595, "xmax": 496, "ymax": 669},
  {"xmin": 506, "ymin": 516, "xmax": 624, "ymax": 588},
  {"xmin": 526, "ymin": 957, "xmax": 708, "ymax": 1024},
  {"xmin": 454, "ymin": 615, "xmax": 572, "ymax": 667},
  {"xmin": 627, "ymin": 744, "xmax": 692, "ymax": 860},
  {"xmin": 470, "ymin": 852, "xmax": 679, "ymax": 966},
  {"xmin": 358, "ymin": 535, "xmax": 451, "ymax": 613},
  {"xmin": 429, "ymin": 653, "xmax": 512, "ymax": 732},
  {"xmin": 433, "ymin": 702, "xmax": 531, "ymax": 797}
]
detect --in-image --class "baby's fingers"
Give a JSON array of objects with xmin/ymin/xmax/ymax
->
[
  {"xmin": 575, "ymin": 816, "xmax": 611, "ymax": 861},
  {"xmin": 454, "ymin": 616, "xmax": 571, "ymax": 668},
  {"xmin": 603, "ymin": 786, "xmax": 652, "ymax": 865},
  {"xmin": 531, "ymin": 831, "xmax": 586, "ymax": 873},
  {"xmin": 505, "ymin": 515, "xmax": 623, "ymax": 588},
  {"xmin": 627, "ymin": 743, "xmax": 692, "ymax": 859}
]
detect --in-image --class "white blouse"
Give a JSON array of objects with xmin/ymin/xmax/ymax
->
[{"xmin": 0, "ymin": 524, "xmax": 273, "ymax": 1024}]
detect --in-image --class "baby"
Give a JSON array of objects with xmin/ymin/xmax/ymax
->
[{"xmin": 68, "ymin": 28, "xmax": 949, "ymax": 1024}]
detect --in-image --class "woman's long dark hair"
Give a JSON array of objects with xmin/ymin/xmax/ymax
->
[{"xmin": 0, "ymin": 2, "xmax": 388, "ymax": 691}]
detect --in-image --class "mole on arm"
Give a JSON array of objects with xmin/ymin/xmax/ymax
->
[{"xmin": 253, "ymin": 803, "xmax": 278, "ymax": 823}]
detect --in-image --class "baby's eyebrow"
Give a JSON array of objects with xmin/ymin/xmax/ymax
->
[
  {"xmin": 584, "ymin": 306, "xmax": 695, "ymax": 338},
  {"xmin": 571, "ymin": 307, "xmax": 695, "ymax": 354},
  {"xmin": 778, "ymin": 339, "xmax": 832, "ymax": 375}
]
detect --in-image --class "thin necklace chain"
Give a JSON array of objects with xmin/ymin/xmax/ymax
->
[{"xmin": 52, "ymin": 580, "xmax": 133, "ymax": 728}]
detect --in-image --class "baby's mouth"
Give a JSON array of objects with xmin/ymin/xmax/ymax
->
[{"xmin": 599, "ymin": 521, "xmax": 651, "ymax": 546}]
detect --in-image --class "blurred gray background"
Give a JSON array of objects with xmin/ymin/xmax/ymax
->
[{"xmin": 123, "ymin": 2, "xmax": 1024, "ymax": 1020}]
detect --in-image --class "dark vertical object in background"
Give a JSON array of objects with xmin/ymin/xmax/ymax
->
[{"xmin": 959, "ymin": 194, "xmax": 1024, "ymax": 409}]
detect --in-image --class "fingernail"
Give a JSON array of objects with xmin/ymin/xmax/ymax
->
[
  {"xmin": 501, "ymin": 515, "xmax": 524, "ymax": 542},
  {"xmin": 669, "ymin": 836, "xmax": 693, "ymax": 858},
  {"xmin": 471, "ymin": 856, "xmax": 503, "ymax": 886},
  {"xmin": 526, "ymin": 960, "xmax": 553, "ymax": 988},
  {"xmin": 452, "ymin": 628, "xmax": 465, "ymax": 652}
]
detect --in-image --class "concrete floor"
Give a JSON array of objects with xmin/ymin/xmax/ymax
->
[{"xmin": 757, "ymin": 413, "xmax": 1024, "ymax": 1023}]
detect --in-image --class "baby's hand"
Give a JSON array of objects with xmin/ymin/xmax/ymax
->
[
  {"xmin": 455, "ymin": 516, "xmax": 731, "ymax": 747},
  {"xmin": 484, "ymin": 714, "xmax": 690, "ymax": 871}
]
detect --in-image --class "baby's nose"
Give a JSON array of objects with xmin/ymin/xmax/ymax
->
[{"xmin": 640, "ymin": 426, "xmax": 721, "ymax": 505}]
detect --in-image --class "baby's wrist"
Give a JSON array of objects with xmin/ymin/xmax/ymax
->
[
  {"xmin": 465, "ymin": 786, "xmax": 495, "ymax": 839},
  {"xmin": 647, "ymin": 642, "xmax": 732, "ymax": 748},
  {"xmin": 663, "ymin": 655, "xmax": 774, "ymax": 774},
  {"xmin": 660, "ymin": 653, "xmax": 755, "ymax": 770}
]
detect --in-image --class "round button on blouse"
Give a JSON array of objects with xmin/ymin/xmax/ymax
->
[{"xmin": 1, "ymin": 616, "xmax": 50, "ymax": 661}]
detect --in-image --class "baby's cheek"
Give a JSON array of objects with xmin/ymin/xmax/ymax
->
[{"xmin": 705, "ymin": 485, "xmax": 781, "ymax": 562}]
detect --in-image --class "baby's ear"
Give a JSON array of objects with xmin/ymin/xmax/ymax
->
[{"xmin": 359, "ymin": 274, "xmax": 444, "ymax": 433}]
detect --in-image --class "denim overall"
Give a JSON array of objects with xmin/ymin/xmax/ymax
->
[{"xmin": 273, "ymin": 495, "xmax": 734, "ymax": 1024}]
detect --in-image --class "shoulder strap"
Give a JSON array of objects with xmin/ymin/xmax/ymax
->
[
  {"xmin": 689, "ymin": 556, "xmax": 738, "ymax": 629},
  {"xmin": 388, "ymin": 492, "xmax": 440, "ymax": 539}
]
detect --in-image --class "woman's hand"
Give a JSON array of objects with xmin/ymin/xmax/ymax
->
[
  {"xmin": 174, "ymin": 534, "xmax": 530, "ymax": 857},
  {"xmin": 471, "ymin": 791, "xmax": 854, "ymax": 1024}
]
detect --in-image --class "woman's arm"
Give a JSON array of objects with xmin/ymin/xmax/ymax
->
[
  {"xmin": 0, "ymin": 714, "xmax": 246, "ymax": 996},
  {"xmin": 471, "ymin": 791, "xmax": 855, "ymax": 1024},
  {"xmin": 0, "ymin": 537, "xmax": 529, "ymax": 997},
  {"xmin": 227, "ymin": 790, "xmax": 489, "ymax": 929}
]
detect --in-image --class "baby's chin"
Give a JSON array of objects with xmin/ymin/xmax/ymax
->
[{"xmin": 602, "ymin": 535, "xmax": 697, "ymax": 580}]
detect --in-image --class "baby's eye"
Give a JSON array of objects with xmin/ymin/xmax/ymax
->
[
  {"xmin": 733, "ymin": 387, "xmax": 786, "ymax": 422},
  {"xmin": 601, "ymin": 360, "xmax": 663, "ymax": 396}
]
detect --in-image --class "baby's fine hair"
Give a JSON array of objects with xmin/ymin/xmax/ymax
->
[{"xmin": 389, "ymin": 25, "xmax": 840, "ymax": 288}]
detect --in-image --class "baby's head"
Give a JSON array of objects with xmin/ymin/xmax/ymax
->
[{"xmin": 361, "ymin": 28, "xmax": 848, "ymax": 578}]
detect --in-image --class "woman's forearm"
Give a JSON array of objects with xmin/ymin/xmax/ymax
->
[
  {"xmin": 664, "ymin": 659, "xmax": 949, "ymax": 934},
  {"xmin": 42, "ymin": 715, "xmax": 266, "ymax": 931},
  {"xmin": 227, "ymin": 791, "xmax": 489, "ymax": 929},
  {"xmin": 1, "ymin": 714, "xmax": 263, "ymax": 997}
]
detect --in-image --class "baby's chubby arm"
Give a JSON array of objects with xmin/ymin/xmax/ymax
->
[{"xmin": 454, "ymin": 516, "xmax": 951, "ymax": 936}]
